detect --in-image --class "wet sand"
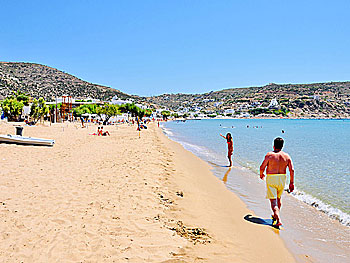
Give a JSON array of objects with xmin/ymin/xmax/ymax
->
[
  {"xmin": 211, "ymin": 164, "xmax": 350, "ymax": 263},
  {"xmin": 0, "ymin": 121, "xmax": 295, "ymax": 262}
]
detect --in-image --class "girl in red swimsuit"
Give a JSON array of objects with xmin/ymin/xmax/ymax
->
[{"xmin": 220, "ymin": 133, "xmax": 233, "ymax": 167}]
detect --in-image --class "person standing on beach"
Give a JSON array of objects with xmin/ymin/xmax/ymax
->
[
  {"xmin": 220, "ymin": 133, "xmax": 233, "ymax": 167},
  {"xmin": 260, "ymin": 137, "xmax": 294, "ymax": 227}
]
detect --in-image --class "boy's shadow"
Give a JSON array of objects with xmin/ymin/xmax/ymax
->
[{"xmin": 244, "ymin": 214, "xmax": 281, "ymax": 229}]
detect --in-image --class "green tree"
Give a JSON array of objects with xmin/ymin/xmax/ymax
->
[
  {"xmin": 273, "ymin": 107, "xmax": 290, "ymax": 117},
  {"xmin": 48, "ymin": 103, "xmax": 62, "ymax": 119},
  {"xmin": 172, "ymin": 113, "xmax": 179, "ymax": 119},
  {"xmin": 15, "ymin": 90, "xmax": 30, "ymax": 106},
  {"xmin": 144, "ymin": 109, "xmax": 153, "ymax": 117},
  {"xmin": 30, "ymin": 97, "xmax": 49, "ymax": 123},
  {"xmin": 96, "ymin": 103, "xmax": 120, "ymax": 123},
  {"xmin": 1, "ymin": 97, "xmax": 24, "ymax": 121},
  {"xmin": 119, "ymin": 103, "xmax": 137, "ymax": 116},
  {"xmin": 249, "ymin": 107, "xmax": 268, "ymax": 116},
  {"xmin": 161, "ymin": 110, "xmax": 171, "ymax": 120},
  {"xmin": 0, "ymin": 90, "xmax": 31, "ymax": 121},
  {"xmin": 119, "ymin": 103, "xmax": 149, "ymax": 120},
  {"xmin": 73, "ymin": 104, "xmax": 98, "ymax": 117}
]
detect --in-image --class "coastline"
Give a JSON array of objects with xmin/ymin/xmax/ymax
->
[
  {"xmin": 162, "ymin": 118, "xmax": 350, "ymax": 227},
  {"xmin": 161, "ymin": 119, "xmax": 350, "ymax": 262},
  {"xmin": 155, "ymin": 124, "xmax": 297, "ymax": 262},
  {"xmin": 0, "ymin": 121, "xmax": 296, "ymax": 262}
]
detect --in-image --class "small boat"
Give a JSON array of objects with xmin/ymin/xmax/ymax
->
[{"xmin": 0, "ymin": 134, "xmax": 55, "ymax": 146}]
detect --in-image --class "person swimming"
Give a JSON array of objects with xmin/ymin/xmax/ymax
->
[{"xmin": 220, "ymin": 133, "xmax": 234, "ymax": 167}]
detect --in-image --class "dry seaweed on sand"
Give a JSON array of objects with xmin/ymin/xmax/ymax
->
[{"xmin": 168, "ymin": 221, "xmax": 210, "ymax": 245}]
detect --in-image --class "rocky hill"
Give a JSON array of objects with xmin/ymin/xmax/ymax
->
[
  {"xmin": 143, "ymin": 82, "xmax": 350, "ymax": 118},
  {"xmin": 0, "ymin": 62, "xmax": 133, "ymax": 101},
  {"xmin": 1, "ymin": 62, "xmax": 350, "ymax": 118}
]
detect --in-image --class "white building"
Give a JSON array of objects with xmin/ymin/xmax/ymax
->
[
  {"xmin": 20, "ymin": 105, "xmax": 31, "ymax": 119},
  {"xmin": 135, "ymin": 103, "xmax": 147, "ymax": 109},
  {"xmin": 238, "ymin": 104, "xmax": 250, "ymax": 111},
  {"xmin": 108, "ymin": 113, "xmax": 130, "ymax": 122},
  {"xmin": 110, "ymin": 96, "xmax": 133, "ymax": 105},
  {"xmin": 151, "ymin": 108, "xmax": 168, "ymax": 119},
  {"xmin": 240, "ymin": 113, "xmax": 250, "ymax": 118},
  {"xmin": 250, "ymin": 101, "xmax": 261, "ymax": 107},
  {"xmin": 197, "ymin": 113, "xmax": 207, "ymax": 118},
  {"xmin": 224, "ymin": 109, "xmax": 235, "ymax": 115},
  {"xmin": 268, "ymin": 98, "xmax": 279, "ymax": 109},
  {"xmin": 83, "ymin": 97, "xmax": 100, "ymax": 103},
  {"xmin": 214, "ymin": 102, "xmax": 223, "ymax": 107}
]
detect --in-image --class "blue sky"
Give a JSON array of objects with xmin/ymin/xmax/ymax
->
[{"xmin": 1, "ymin": 0, "xmax": 350, "ymax": 96}]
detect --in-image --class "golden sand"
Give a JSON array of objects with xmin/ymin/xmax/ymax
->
[{"xmin": 0, "ymin": 121, "xmax": 295, "ymax": 262}]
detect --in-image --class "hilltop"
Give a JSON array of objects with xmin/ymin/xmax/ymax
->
[{"xmin": 0, "ymin": 62, "xmax": 134, "ymax": 101}]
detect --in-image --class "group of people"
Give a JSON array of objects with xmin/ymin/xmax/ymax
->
[
  {"xmin": 90, "ymin": 126, "xmax": 110, "ymax": 136},
  {"xmin": 220, "ymin": 133, "xmax": 294, "ymax": 227}
]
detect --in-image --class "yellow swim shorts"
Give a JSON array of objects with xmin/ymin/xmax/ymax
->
[{"xmin": 266, "ymin": 174, "xmax": 286, "ymax": 199}]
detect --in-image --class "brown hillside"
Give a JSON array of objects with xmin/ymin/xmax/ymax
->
[{"xmin": 0, "ymin": 62, "xmax": 133, "ymax": 101}]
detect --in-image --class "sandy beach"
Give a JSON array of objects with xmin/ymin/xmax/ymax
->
[{"xmin": 0, "ymin": 121, "xmax": 297, "ymax": 262}]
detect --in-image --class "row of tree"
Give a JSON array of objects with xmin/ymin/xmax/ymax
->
[
  {"xmin": 0, "ymin": 91, "xmax": 163, "ymax": 123},
  {"xmin": 248, "ymin": 107, "xmax": 290, "ymax": 116},
  {"xmin": 72, "ymin": 103, "xmax": 155, "ymax": 123}
]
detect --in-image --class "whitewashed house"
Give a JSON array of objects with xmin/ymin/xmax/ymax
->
[
  {"xmin": 268, "ymin": 98, "xmax": 280, "ymax": 109},
  {"xmin": 111, "ymin": 96, "xmax": 133, "ymax": 105},
  {"xmin": 224, "ymin": 109, "xmax": 235, "ymax": 115}
]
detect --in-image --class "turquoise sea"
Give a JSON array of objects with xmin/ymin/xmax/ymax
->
[{"xmin": 162, "ymin": 119, "xmax": 350, "ymax": 262}]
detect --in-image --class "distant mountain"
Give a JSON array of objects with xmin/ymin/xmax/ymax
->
[
  {"xmin": 145, "ymin": 82, "xmax": 350, "ymax": 118},
  {"xmin": 0, "ymin": 62, "xmax": 134, "ymax": 101}
]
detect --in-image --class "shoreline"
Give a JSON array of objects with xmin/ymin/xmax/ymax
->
[
  {"xmin": 161, "ymin": 119, "xmax": 350, "ymax": 262},
  {"xmin": 162, "ymin": 118, "xmax": 350, "ymax": 227},
  {"xmin": 155, "ymin": 123, "xmax": 297, "ymax": 262}
]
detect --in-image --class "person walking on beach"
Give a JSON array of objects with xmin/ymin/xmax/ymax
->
[
  {"xmin": 80, "ymin": 116, "xmax": 85, "ymax": 128},
  {"xmin": 220, "ymin": 133, "xmax": 233, "ymax": 167},
  {"xmin": 260, "ymin": 137, "xmax": 294, "ymax": 227}
]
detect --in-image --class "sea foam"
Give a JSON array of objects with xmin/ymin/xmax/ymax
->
[{"xmin": 290, "ymin": 188, "xmax": 350, "ymax": 226}]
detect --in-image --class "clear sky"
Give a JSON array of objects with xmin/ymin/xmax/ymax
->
[{"xmin": 1, "ymin": 0, "xmax": 350, "ymax": 96}]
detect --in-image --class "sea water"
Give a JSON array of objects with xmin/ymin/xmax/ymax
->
[{"xmin": 162, "ymin": 119, "xmax": 350, "ymax": 262}]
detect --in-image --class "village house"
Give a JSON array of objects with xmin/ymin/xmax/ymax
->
[{"xmin": 268, "ymin": 98, "xmax": 280, "ymax": 109}]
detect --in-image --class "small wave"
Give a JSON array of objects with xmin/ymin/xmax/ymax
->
[
  {"xmin": 161, "ymin": 126, "xmax": 174, "ymax": 136},
  {"xmin": 161, "ymin": 128, "xmax": 223, "ymax": 166},
  {"xmin": 179, "ymin": 141, "xmax": 218, "ymax": 160},
  {"xmin": 290, "ymin": 189, "xmax": 350, "ymax": 226}
]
